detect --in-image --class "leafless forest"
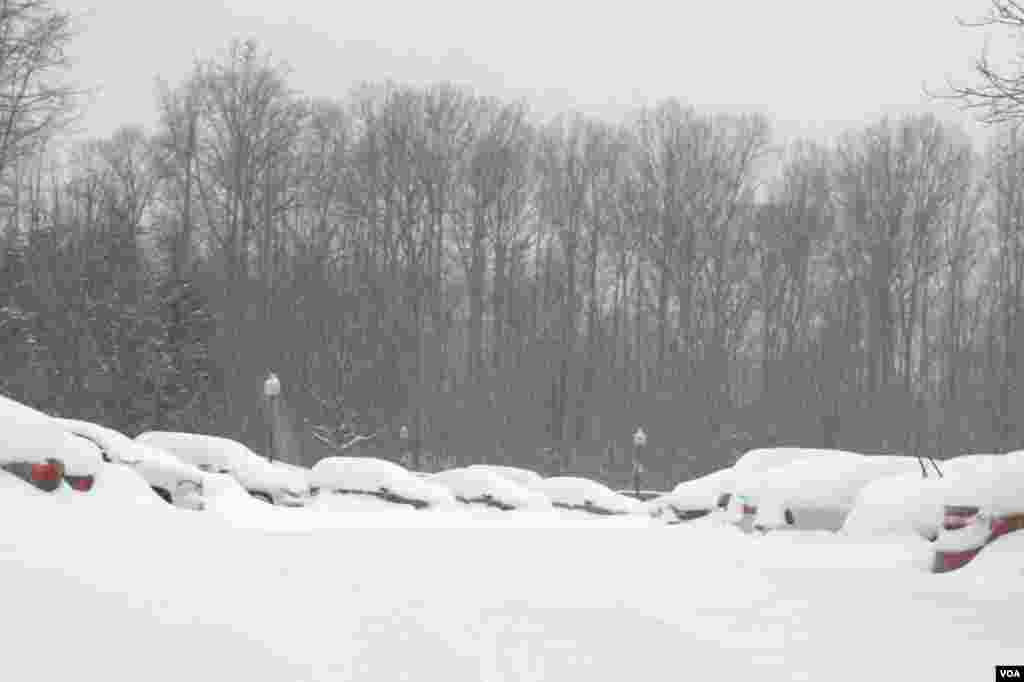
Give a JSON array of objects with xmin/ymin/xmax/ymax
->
[{"xmin": 3, "ymin": 1, "xmax": 1024, "ymax": 485}]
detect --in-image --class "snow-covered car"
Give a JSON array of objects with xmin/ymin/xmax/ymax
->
[
  {"xmin": 954, "ymin": 525, "xmax": 1024, "ymax": 579},
  {"xmin": 532, "ymin": 476, "xmax": 647, "ymax": 518},
  {"xmin": 647, "ymin": 467, "xmax": 736, "ymax": 523},
  {"xmin": 1, "ymin": 395, "xmax": 103, "ymax": 493},
  {"xmin": 310, "ymin": 456, "xmax": 457, "ymax": 511},
  {"xmin": 929, "ymin": 456, "xmax": 1024, "ymax": 572},
  {"xmin": 429, "ymin": 467, "xmax": 551, "ymax": 513},
  {"xmin": 270, "ymin": 461, "xmax": 314, "ymax": 500},
  {"xmin": 726, "ymin": 452, "xmax": 924, "ymax": 533},
  {"xmin": 465, "ymin": 464, "xmax": 545, "ymax": 489},
  {"xmin": 135, "ymin": 431, "xmax": 306, "ymax": 507},
  {"xmin": 710, "ymin": 447, "xmax": 829, "ymax": 514},
  {"xmin": 54, "ymin": 418, "xmax": 204, "ymax": 509},
  {"xmin": 843, "ymin": 452, "xmax": 1022, "ymax": 545}
]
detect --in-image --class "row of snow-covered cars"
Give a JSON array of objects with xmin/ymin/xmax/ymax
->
[
  {"xmin": 0, "ymin": 393, "xmax": 653, "ymax": 521},
  {"xmin": 6, "ymin": 389, "xmax": 1021, "ymax": 566},
  {"xmin": 644, "ymin": 446, "xmax": 1024, "ymax": 573},
  {"xmin": 1, "ymin": 394, "xmax": 311, "ymax": 509}
]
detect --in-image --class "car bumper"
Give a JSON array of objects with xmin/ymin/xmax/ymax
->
[
  {"xmin": 932, "ymin": 547, "xmax": 982, "ymax": 573},
  {"xmin": 173, "ymin": 482, "xmax": 205, "ymax": 510}
]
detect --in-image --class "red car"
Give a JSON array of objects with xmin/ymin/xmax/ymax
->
[{"xmin": 932, "ymin": 505, "xmax": 1024, "ymax": 572}]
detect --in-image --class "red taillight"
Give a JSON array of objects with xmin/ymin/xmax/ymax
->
[
  {"xmin": 66, "ymin": 475, "xmax": 95, "ymax": 492},
  {"xmin": 938, "ymin": 547, "xmax": 981, "ymax": 572},
  {"xmin": 942, "ymin": 505, "xmax": 979, "ymax": 531},
  {"xmin": 742, "ymin": 504, "xmax": 757, "ymax": 516},
  {"xmin": 989, "ymin": 517, "xmax": 1010, "ymax": 539},
  {"xmin": 30, "ymin": 462, "xmax": 62, "ymax": 483}
]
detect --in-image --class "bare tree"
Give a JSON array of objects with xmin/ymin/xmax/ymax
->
[
  {"xmin": 0, "ymin": 0, "xmax": 79, "ymax": 178},
  {"xmin": 944, "ymin": 1, "xmax": 1024, "ymax": 122}
]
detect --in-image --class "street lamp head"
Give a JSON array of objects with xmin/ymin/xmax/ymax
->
[
  {"xmin": 263, "ymin": 372, "xmax": 281, "ymax": 398},
  {"xmin": 633, "ymin": 427, "xmax": 647, "ymax": 447}
]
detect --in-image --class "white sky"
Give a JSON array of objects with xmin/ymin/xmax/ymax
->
[{"xmin": 59, "ymin": 0, "xmax": 1013, "ymax": 148}]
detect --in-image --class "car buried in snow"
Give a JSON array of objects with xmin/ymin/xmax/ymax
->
[
  {"xmin": 929, "ymin": 454, "xmax": 1024, "ymax": 573},
  {"xmin": 720, "ymin": 450, "xmax": 925, "ymax": 534},
  {"xmin": 646, "ymin": 467, "xmax": 736, "ymax": 524},
  {"xmin": 134, "ymin": 431, "xmax": 307, "ymax": 507},
  {"xmin": 531, "ymin": 476, "xmax": 651, "ymax": 521},
  {"xmin": 310, "ymin": 456, "xmax": 457, "ymax": 512},
  {"xmin": 464, "ymin": 464, "xmax": 545, "ymax": 489},
  {"xmin": 1, "ymin": 395, "xmax": 103, "ymax": 495},
  {"xmin": 53, "ymin": 418, "xmax": 205, "ymax": 509},
  {"xmin": 428, "ymin": 467, "xmax": 552, "ymax": 515}
]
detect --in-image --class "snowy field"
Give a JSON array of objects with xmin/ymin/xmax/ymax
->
[{"xmin": 2, "ymin": 470, "xmax": 1021, "ymax": 682}]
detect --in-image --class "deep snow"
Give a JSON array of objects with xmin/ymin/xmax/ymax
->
[{"xmin": 2, "ymin": 466, "xmax": 1021, "ymax": 682}]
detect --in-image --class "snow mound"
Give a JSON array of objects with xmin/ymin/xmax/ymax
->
[
  {"xmin": 958, "ymin": 531, "xmax": 1024, "ymax": 579},
  {"xmin": 465, "ymin": 464, "xmax": 545, "ymax": 488},
  {"xmin": 88, "ymin": 463, "xmax": 167, "ymax": 508},
  {"xmin": 311, "ymin": 456, "xmax": 457, "ymax": 509},
  {"xmin": 533, "ymin": 476, "xmax": 644, "ymax": 516},
  {"xmin": 429, "ymin": 468, "xmax": 552, "ymax": 511}
]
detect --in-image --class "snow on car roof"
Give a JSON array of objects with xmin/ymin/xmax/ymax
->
[
  {"xmin": 233, "ymin": 455, "xmax": 308, "ymax": 494},
  {"xmin": 928, "ymin": 456, "xmax": 1024, "ymax": 515},
  {"xmin": 311, "ymin": 456, "xmax": 456, "ymax": 507},
  {"xmin": 53, "ymin": 418, "xmax": 144, "ymax": 464},
  {"xmin": 661, "ymin": 467, "xmax": 736, "ymax": 510},
  {"xmin": 465, "ymin": 464, "xmax": 545, "ymax": 488},
  {"xmin": 732, "ymin": 447, "xmax": 842, "ymax": 474},
  {"xmin": 429, "ymin": 467, "xmax": 551, "ymax": 510},
  {"xmin": 135, "ymin": 431, "xmax": 255, "ymax": 471},
  {"xmin": 532, "ymin": 476, "xmax": 643, "ymax": 515},
  {"xmin": 134, "ymin": 431, "xmax": 303, "ymax": 493},
  {"xmin": 129, "ymin": 441, "xmax": 205, "ymax": 488},
  {"xmin": 843, "ymin": 472, "xmax": 949, "ymax": 538},
  {"xmin": 734, "ymin": 452, "xmax": 924, "ymax": 511}
]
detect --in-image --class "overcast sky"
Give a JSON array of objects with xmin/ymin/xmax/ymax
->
[{"xmin": 59, "ymin": 0, "xmax": 1010, "ymax": 148}]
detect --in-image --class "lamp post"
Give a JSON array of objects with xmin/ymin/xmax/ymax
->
[
  {"xmin": 399, "ymin": 425, "xmax": 410, "ymax": 469},
  {"xmin": 263, "ymin": 372, "xmax": 281, "ymax": 462},
  {"xmin": 632, "ymin": 427, "xmax": 647, "ymax": 497}
]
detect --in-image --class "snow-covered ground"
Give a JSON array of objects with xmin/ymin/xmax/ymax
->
[{"xmin": 2, "ymin": 468, "xmax": 1021, "ymax": 682}]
